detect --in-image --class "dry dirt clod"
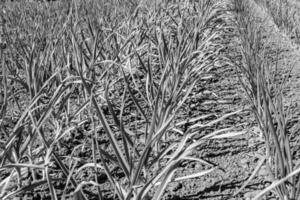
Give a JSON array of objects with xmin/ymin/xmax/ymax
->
[
  {"xmin": 240, "ymin": 157, "xmax": 250, "ymax": 168},
  {"xmin": 244, "ymin": 190, "xmax": 262, "ymax": 200},
  {"xmin": 258, "ymin": 165, "xmax": 268, "ymax": 177}
]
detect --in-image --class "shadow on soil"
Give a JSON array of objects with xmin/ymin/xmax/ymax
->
[{"xmin": 166, "ymin": 179, "xmax": 248, "ymax": 200}]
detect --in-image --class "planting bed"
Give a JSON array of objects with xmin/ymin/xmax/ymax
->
[{"xmin": 0, "ymin": 0, "xmax": 299, "ymax": 200}]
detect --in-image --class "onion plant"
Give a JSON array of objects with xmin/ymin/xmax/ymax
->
[
  {"xmin": 1, "ymin": 0, "xmax": 242, "ymax": 199},
  {"xmin": 232, "ymin": 0, "xmax": 300, "ymax": 199}
]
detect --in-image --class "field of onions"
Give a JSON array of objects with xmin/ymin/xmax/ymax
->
[{"xmin": 0, "ymin": 0, "xmax": 299, "ymax": 199}]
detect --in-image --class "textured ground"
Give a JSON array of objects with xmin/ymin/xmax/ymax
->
[
  {"xmin": 1, "ymin": 0, "xmax": 300, "ymax": 199},
  {"xmin": 162, "ymin": 0, "xmax": 300, "ymax": 199}
]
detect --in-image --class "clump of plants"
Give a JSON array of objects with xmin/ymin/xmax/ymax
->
[
  {"xmin": 232, "ymin": 0, "xmax": 300, "ymax": 199},
  {"xmin": 0, "ymin": 0, "xmax": 241, "ymax": 199}
]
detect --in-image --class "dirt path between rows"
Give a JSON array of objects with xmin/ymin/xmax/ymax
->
[
  {"xmin": 164, "ymin": 0, "xmax": 300, "ymax": 199},
  {"xmin": 251, "ymin": 0, "xmax": 300, "ymax": 105},
  {"xmin": 249, "ymin": 0, "xmax": 300, "ymax": 148}
]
